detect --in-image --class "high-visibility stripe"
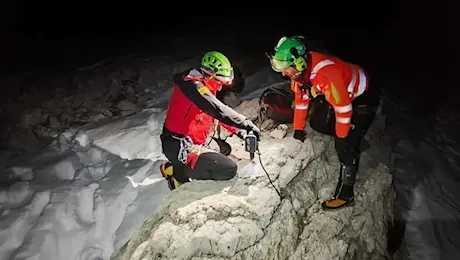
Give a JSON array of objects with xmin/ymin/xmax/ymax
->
[
  {"xmin": 310, "ymin": 60, "xmax": 335, "ymax": 80},
  {"xmin": 333, "ymin": 104, "xmax": 352, "ymax": 113},
  {"xmin": 336, "ymin": 116, "xmax": 351, "ymax": 124},
  {"xmin": 347, "ymin": 66, "xmax": 367, "ymax": 97},
  {"xmin": 295, "ymin": 104, "xmax": 309, "ymax": 110}
]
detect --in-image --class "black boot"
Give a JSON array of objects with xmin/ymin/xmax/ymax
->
[{"xmin": 322, "ymin": 162, "xmax": 358, "ymax": 210}]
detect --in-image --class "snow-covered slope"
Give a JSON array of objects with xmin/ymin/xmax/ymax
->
[{"xmin": 0, "ymin": 109, "xmax": 171, "ymax": 260}]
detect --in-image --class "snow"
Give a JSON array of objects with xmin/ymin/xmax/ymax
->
[
  {"xmin": 385, "ymin": 93, "xmax": 460, "ymax": 260},
  {"xmin": 0, "ymin": 108, "xmax": 172, "ymax": 260},
  {"xmin": 0, "ymin": 33, "xmax": 459, "ymax": 260}
]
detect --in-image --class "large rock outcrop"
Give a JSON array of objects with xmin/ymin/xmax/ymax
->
[{"xmin": 112, "ymin": 100, "xmax": 395, "ymax": 260}]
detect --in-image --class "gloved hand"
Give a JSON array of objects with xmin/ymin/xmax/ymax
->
[
  {"xmin": 236, "ymin": 129, "xmax": 247, "ymax": 140},
  {"xmin": 293, "ymin": 130, "xmax": 306, "ymax": 142},
  {"xmin": 242, "ymin": 119, "xmax": 260, "ymax": 139}
]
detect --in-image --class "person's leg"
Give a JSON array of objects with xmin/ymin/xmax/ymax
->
[
  {"xmin": 185, "ymin": 151, "xmax": 238, "ymax": 181},
  {"xmin": 323, "ymin": 85, "xmax": 380, "ymax": 209},
  {"xmin": 208, "ymin": 137, "xmax": 232, "ymax": 156},
  {"xmin": 206, "ymin": 136, "xmax": 243, "ymax": 163},
  {"xmin": 161, "ymin": 133, "xmax": 237, "ymax": 188},
  {"xmin": 160, "ymin": 134, "xmax": 191, "ymax": 189}
]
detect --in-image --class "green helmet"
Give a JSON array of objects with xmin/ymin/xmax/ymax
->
[
  {"xmin": 270, "ymin": 36, "xmax": 307, "ymax": 72},
  {"xmin": 201, "ymin": 51, "xmax": 234, "ymax": 85}
]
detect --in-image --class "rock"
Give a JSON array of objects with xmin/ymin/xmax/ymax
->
[
  {"xmin": 270, "ymin": 123, "xmax": 288, "ymax": 139},
  {"xmin": 89, "ymin": 113, "xmax": 108, "ymax": 122},
  {"xmin": 106, "ymin": 78, "xmax": 123, "ymax": 101},
  {"xmin": 49, "ymin": 116, "xmax": 61, "ymax": 129},
  {"xmin": 126, "ymin": 86, "xmax": 135, "ymax": 96},
  {"xmin": 137, "ymin": 92, "xmax": 155, "ymax": 106},
  {"xmin": 260, "ymin": 118, "xmax": 276, "ymax": 131},
  {"xmin": 138, "ymin": 69, "xmax": 157, "ymax": 90},
  {"xmin": 117, "ymin": 100, "xmax": 137, "ymax": 114},
  {"xmin": 233, "ymin": 99, "xmax": 260, "ymax": 121},
  {"xmin": 112, "ymin": 99, "xmax": 395, "ymax": 260},
  {"xmin": 8, "ymin": 129, "xmax": 40, "ymax": 151},
  {"xmin": 10, "ymin": 167, "xmax": 34, "ymax": 181},
  {"xmin": 19, "ymin": 108, "xmax": 43, "ymax": 128},
  {"xmin": 221, "ymin": 92, "xmax": 242, "ymax": 108},
  {"xmin": 0, "ymin": 51, "xmax": 178, "ymax": 150}
]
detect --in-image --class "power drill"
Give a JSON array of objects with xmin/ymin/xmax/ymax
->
[{"xmin": 244, "ymin": 131, "xmax": 258, "ymax": 160}]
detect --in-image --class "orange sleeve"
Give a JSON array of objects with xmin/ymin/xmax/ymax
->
[
  {"xmin": 291, "ymin": 80, "xmax": 310, "ymax": 131},
  {"xmin": 321, "ymin": 67, "xmax": 353, "ymax": 138}
]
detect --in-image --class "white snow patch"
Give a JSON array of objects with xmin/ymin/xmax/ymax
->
[{"xmin": 0, "ymin": 109, "xmax": 171, "ymax": 260}]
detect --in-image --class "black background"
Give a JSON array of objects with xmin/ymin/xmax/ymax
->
[{"xmin": 0, "ymin": 0, "xmax": 457, "ymax": 99}]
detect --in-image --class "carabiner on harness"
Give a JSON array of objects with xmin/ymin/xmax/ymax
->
[{"xmin": 171, "ymin": 136, "xmax": 196, "ymax": 165}]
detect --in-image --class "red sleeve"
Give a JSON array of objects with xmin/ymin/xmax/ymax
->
[{"xmin": 218, "ymin": 122, "xmax": 238, "ymax": 134}]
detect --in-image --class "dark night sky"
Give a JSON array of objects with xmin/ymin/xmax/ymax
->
[{"xmin": 0, "ymin": 0, "xmax": 456, "ymax": 96}]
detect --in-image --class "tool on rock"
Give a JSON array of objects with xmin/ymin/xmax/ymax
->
[
  {"xmin": 244, "ymin": 131, "xmax": 258, "ymax": 160},
  {"xmin": 243, "ymin": 130, "xmax": 283, "ymax": 199}
]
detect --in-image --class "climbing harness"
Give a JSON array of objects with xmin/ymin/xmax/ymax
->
[{"xmin": 171, "ymin": 135, "xmax": 199, "ymax": 165}]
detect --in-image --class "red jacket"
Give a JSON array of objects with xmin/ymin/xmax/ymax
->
[{"xmin": 164, "ymin": 69, "xmax": 242, "ymax": 145}]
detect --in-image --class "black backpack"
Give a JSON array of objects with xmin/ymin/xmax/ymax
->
[{"xmin": 308, "ymin": 95, "xmax": 336, "ymax": 137}]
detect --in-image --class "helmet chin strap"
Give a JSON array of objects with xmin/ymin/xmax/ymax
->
[
  {"xmin": 293, "ymin": 69, "xmax": 302, "ymax": 78},
  {"xmin": 200, "ymin": 69, "xmax": 225, "ymax": 91},
  {"xmin": 201, "ymin": 67, "xmax": 233, "ymax": 87}
]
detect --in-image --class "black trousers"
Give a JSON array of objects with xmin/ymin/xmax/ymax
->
[
  {"xmin": 335, "ymin": 84, "xmax": 381, "ymax": 167},
  {"xmin": 160, "ymin": 130, "xmax": 237, "ymax": 183}
]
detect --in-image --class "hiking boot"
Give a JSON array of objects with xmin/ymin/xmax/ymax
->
[
  {"xmin": 322, "ymin": 163, "xmax": 357, "ymax": 210},
  {"xmin": 160, "ymin": 162, "xmax": 183, "ymax": 190}
]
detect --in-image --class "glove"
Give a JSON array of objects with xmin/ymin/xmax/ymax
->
[
  {"xmin": 293, "ymin": 130, "xmax": 306, "ymax": 142},
  {"xmin": 241, "ymin": 119, "xmax": 260, "ymax": 139},
  {"xmin": 236, "ymin": 129, "xmax": 247, "ymax": 140}
]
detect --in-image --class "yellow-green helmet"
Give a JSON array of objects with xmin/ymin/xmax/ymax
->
[
  {"xmin": 201, "ymin": 51, "xmax": 234, "ymax": 85},
  {"xmin": 270, "ymin": 36, "xmax": 308, "ymax": 72}
]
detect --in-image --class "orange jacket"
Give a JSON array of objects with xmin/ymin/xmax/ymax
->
[{"xmin": 291, "ymin": 51, "xmax": 369, "ymax": 138}]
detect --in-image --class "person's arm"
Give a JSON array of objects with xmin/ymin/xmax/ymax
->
[
  {"xmin": 174, "ymin": 69, "xmax": 253, "ymax": 131},
  {"xmin": 218, "ymin": 122, "xmax": 238, "ymax": 134},
  {"xmin": 291, "ymin": 80, "xmax": 311, "ymax": 131}
]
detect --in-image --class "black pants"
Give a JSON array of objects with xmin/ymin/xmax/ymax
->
[
  {"xmin": 335, "ymin": 84, "xmax": 381, "ymax": 167},
  {"xmin": 160, "ymin": 130, "xmax": 237, "ymax": 183}
]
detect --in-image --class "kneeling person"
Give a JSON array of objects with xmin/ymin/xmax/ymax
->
[{"xmin": 160, "ymin": 51, "xmax": 260, "ymax": 190}]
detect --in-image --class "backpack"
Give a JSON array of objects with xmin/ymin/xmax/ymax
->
[
  {"xmin": 308, "ymin": 95, "xmax": 336, "ymax": 137},
  {"xmin": 258, "ymin": 82, "xmax": 295, "ymax": 124},
  {"xmin": 258, "ymin": 82, "xmax": 336, "ymax": 137}
]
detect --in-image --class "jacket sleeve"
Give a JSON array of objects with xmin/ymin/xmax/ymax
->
[
  {"xmin": 175, "ymin": 71, "xmax": 248, "ymax": 130},
  {"xmin": 218, "ymin": 122, "xmax": 238, "ymax": 134},
  {"xmin": 321, "ymin": 67, "xmax": 353, "ymax": 138},
  {"xmin": 291, "ymin": 80, "xmax": 311, "ymax": 131}
]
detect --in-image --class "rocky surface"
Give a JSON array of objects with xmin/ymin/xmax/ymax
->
[
  {"xmin": 0, "ymin": 51, "xmax": 257, "ymax": 153},
  {"xmin": 112, "ymin": 100, "xmax": 395, "ymax": 260},
  {"xmin": 0, "ymin": 55, "xmax": 192, "ymax": 151}
]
